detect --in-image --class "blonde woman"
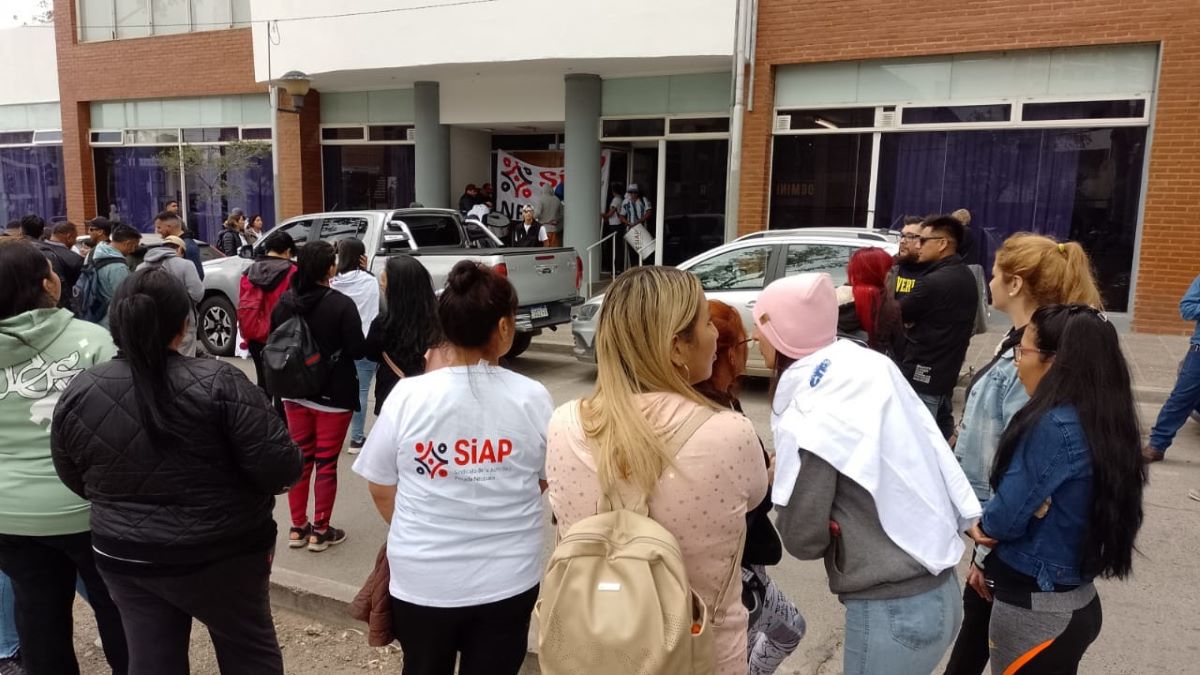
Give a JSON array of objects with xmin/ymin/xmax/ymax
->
[{"xmin": 546, "ymin": 267, "xmax": 768, "ymax": 675}]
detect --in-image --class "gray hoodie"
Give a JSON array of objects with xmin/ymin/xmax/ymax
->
[{"xmin": 138, "ymin": 246, "xmax": 203, "ymax": 356}]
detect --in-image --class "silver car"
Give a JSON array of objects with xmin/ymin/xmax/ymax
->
[{"xmin": 571, "ymin": 228, "xmax": 901, "ymax": 376}]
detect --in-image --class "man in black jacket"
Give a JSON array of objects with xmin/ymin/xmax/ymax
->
[
  {"xmin": 890, "ymin": 216, "xmax": 926, "ymax": 300},
  {"xmin": 900, "ymin": 215, "xmax": 979, "ymax": 439}
]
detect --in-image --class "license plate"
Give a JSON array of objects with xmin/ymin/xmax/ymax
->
[{"xmin": 531, "ymin": 305, "xmax": 549, "ymax": 319}]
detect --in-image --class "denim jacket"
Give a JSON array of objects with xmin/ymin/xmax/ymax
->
[
  {"xmin": 955, "ymin": 345, "xmax": 1029, "ymax": 502},
  {"xmin": 982, "ymin": 405, "xmax": 1094, "ymax": 591},
  {"xmin": 1180, "ymin": 273, "xmax": 1200, "ymax": 345}
]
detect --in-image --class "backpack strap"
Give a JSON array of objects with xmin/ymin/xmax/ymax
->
[{"xmin": 597, "ymin": 404, "xmax": 717, "ymax": 517}]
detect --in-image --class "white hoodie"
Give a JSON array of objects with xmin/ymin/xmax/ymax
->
[
  {"xmin": 771, "ymin": 339, "xmax": 982, "ymax": 576},
  {"xmin": 331, "ymin": 269, "xmax": 380, "ymax": 337}
]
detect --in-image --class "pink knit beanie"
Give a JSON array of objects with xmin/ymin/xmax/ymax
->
[{"xmin": 752, "ymin": 273, "xmax": 837, "ymax": 359}]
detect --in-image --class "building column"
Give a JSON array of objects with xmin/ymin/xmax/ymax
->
[
  {"xmin": 564, "ymin": 74, "xmax": 602, "ymax": 287},
  {"xmin": 414, "ymin": 81, "xmax": 450, "ymax": 208},
  {"xmin": 60, "ymin": 100, "xmax": 96, "ymax": 225},
  {"xmin": 274, "ymin": 89, "xmax": 323, "ymax": 220}
]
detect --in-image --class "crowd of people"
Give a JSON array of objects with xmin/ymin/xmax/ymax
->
[{"xmin": 0, "ymin": 203, "xmax": 1189, "ymax": 675}]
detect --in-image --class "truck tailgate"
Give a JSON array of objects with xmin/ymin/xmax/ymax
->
[{"xmin": 501, "ymin": 248, "xmax": 579, "ymax": 306}]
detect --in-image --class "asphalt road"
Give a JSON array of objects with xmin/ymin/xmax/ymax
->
[{"xmin": 228, "ymin": 347, "xmax": 1200, "ymax": 674}]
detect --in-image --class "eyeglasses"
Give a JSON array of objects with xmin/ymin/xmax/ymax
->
[
  {"xmin": 899, "ymin": 234, "xmax": 921, "ymax": 241},
  {"xmin": 1013, "ymin": 344, "xmax": 1055, "ymax": 363},
  {"xmin": 917, "ymin": 236, "xmax": 946, "ymax": 246},
  {"xmin": 735, "ymin": 337, "xmax": 757, "ymax": 348}
]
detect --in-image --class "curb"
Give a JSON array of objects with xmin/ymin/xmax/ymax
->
[
  {"xmin": 527, "ymin": 340, "xmax": 577, "ymax": 358},
  {"xmin": 269, "ymin": 567, "xmax": 358, "ymax": 627}
]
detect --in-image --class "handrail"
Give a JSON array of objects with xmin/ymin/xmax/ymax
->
[{"xmin": 584, "ymin": 231, "xmax": 620, "ymax": 298}]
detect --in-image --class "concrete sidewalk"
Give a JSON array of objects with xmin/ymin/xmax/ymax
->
[{"xmin": 528, "ymin": 322, "xmax": 1192, "ymax": 405}]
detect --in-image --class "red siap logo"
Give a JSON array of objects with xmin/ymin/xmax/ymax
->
[{"xmin": 413, "ymin": 438, "xmax": 513, "ymax": 479}]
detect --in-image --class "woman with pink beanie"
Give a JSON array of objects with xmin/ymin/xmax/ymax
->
[{"xmin": 751, "ymin": 272, "xmax": 983, "ymax": 675}]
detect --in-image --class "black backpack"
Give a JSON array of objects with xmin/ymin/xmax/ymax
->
[
  {"xmin": 74, "ymin": 256, "xmax": 125, "ymax": 322},
  {"xmin": 262, "ymin": 295, "xmax": 333, "ymax": 399}
]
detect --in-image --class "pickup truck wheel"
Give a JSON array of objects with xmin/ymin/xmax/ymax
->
[
  {"xmin": 505, "ymin": 333, "xmax": 534, "ymax": 359},
  {"xmin": 198, "ymin": 295, "xmax": 237, "ymax": 357}
]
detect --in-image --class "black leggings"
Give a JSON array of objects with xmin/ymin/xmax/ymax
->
[
  {"xmin": 989, "ymin": 591, "xmax": 1102, "ymax": 674},
  {"xmin": 390, "ymin": 585, "xmax": 538, "ymax": 675},
  {"xmin": 943, "ymin": 581, "xmax": 992, "ymax": 675}
]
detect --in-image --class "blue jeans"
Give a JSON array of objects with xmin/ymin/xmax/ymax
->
[
  {"xmin": 351, "ymin": 358, "xmax": 377, "ymax": 443},
  {"xmin": 1149, "ymin": 345, "xmax": 1200, "ymax": 454},
  {"xmin": 0, "ymin": 571, "xmax": 17, "ymax": 659},
  {"xmin": 843, "ymin": 572, "xmax": 961, "ymax": 675},
  {"xmin": 917, "ymin": 391, "xmax": 955, "ymax": 440}
]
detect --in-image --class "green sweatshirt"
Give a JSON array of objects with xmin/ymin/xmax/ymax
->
[{"xmin": 0, "ymin": 308, "xmax": 117, "ymax": 536}]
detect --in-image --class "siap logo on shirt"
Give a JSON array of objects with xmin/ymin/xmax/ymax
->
[{"xmin": 413, "ymin": 438, "xmax": 514, "ymax": 480}]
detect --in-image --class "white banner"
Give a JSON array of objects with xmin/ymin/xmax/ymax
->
[{"xmin": 495, "ymin": 150, "xmax": 612, "ymax": 223}]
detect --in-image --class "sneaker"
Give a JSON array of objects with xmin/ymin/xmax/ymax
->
[
  {"xmin": 0, "ymin": 655, "xmax": 27, "ymax": 675},
  {"xmin": 347, "ymin": 438, "xmax": 364, "ymax": 455},
  {"xmin": 1142, "ymin": 446, "xmax": 1165, "ymax": 464},
  {"xmin": 308, "ymin": 527, "xmax": 347, "ymax": 552},
  {"xmin": 288, "ymin": 523, "xmax": 312, "ymax": 549}
]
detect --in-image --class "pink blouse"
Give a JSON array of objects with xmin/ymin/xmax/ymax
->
[{"xmin": 546, "ymin": 392, "xmax": 768, "ymax": 675}]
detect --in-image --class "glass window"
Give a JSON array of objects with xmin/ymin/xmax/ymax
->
[
  {"xmin": 322, "ymin": 127, "xmax": 366, "ymax": 142},
  {"xmin": 402, "ymin": 215, "xmax": 462, "ymax": 248},
  {"xmin": 185, "ymin": 145, "xmax": 275, "ymax": 243},
  {"xmin": 126, "ymin": 129, "xmax": 180, "ymax": 145},
  {"xmin": 873, "ymin": 126, "xmax": 1147, "ymax": 310},
  {"xmin": 182, "ymin": 127, "xmax": 240, "ymax": 143},
  {"xmin": 33, "ymin": 131, "xmax": 64, "ymax": 144},
  {"xmin": 1022, "ymin": 99, "xmax": 1146, "ymax": 121},
  {"xmin": 241, "ymin": 127, "xmax": 272, "ymax": 141},
  {"xmin": 319, "ymin": 216, "xmax": 370, "ymax": 244},
  {"xmin": 689, "ymin": 246, "xmax": 773, "ymax": 291},
  {"xmin": 190, "ymin": 0, "xmax": 232, "ymax": 31},
  {"xmin": 901, "ymin": 105, "xmax": 1011, "ymax": 124},
  {"xmin": 602, "ymin": 118, "xmax": 666, "ymax": 138},
  {"xmin": 784, "ymin": 244, "xmax": 855, "ymax": 286},
  {"xmin": 0, "ymin": 132, "xmax": 34, "ymax": 145},
  {"xmin": 92, "ymin": 146, "xmax": 182, "ymax": 232},
  {"xmin": 769, "ymin": 134, "xmax": 872, "ymax": 229},
  {"xmin": 368, "ymin": 125, "xmax": 413, "ymax": 142},
  {"xmin": 781, "ymin": 108, "xmax": 876, "ymax": 131},
  {"xmin": 663, "ymin": 139, "xmax": 728, "ymax": 266},
  {"xmin": 152, "ymin": 0, "xmax": 189, "ymax": 35},
  {"xmin": 91, "ymin": 131, "xmax": 123, "ymax": 144},
  {"xmin": 115, "ymin": 0, "xmax": 150, "ymax": 39},
  {"xmin": 1, "ymin": 146, "xmax": 66, "ymax": 222},
  {"xmin": 322, "ymin": 145, "xmax": 415, "ymax": 211},
  {"xmin": 668, "ymin": 117, "xmax": 731, "ymax": 135},
  {"xmin": 272, "ymin": 219, "xmax": 314, "ymax": 248},
  {"xmin": 80, "ymin": 0, "xmax": 115, "ymax": 42}
]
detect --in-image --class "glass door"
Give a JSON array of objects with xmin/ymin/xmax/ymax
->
[{"xmin": 663, "ymin": 139, "xmax": 729, "ymax": 266}]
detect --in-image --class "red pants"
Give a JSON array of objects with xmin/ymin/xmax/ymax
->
[{"xmin": 284, "ymin": 402, "xmax": 352, "ymax": 531}]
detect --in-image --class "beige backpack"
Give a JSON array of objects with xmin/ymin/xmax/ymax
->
[{"xmin": 536, "ymin": 406, "xmax": 718, "ymax": 675}]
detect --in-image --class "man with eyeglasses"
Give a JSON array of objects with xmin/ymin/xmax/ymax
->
[
  {"xmin": 898, "ymin": 215, "xmax": 979, "ymax": 440},
  {"xmin": 890, "ymin": 216, "xmax": 927, "ymax": 300},
  {"xmin": 81, "ymin": 216, "xmax": 114, "ymax": 263}
]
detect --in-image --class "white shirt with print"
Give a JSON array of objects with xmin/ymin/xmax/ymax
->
[{"xmin": 352, "ymin": 363, "xmax": 553, "ymax": 607}]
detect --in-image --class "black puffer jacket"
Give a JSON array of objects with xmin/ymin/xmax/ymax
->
[{"xmin": 51, "ymin": 355, "xmax": 302, "ymax": 571}]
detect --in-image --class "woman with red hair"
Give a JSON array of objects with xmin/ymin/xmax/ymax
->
[
  {"xmin": 696, "ymin": 300, "xmax": 806, "ymax": 675},
  {"xmin": 837, "ymin": 247, "xmax": 904, "ymax": 359}
]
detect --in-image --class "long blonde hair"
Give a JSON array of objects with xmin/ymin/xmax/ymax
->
[
  {"xmin": 580, "ymin": 267, "xmax": 718, "ymax": 494},
  {"xmin": 994, "ymin": 233, "xmax": 1103, "ymax": 308}
]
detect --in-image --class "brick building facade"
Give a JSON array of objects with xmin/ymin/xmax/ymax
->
[{"xmin": 738, "ymin": 0, "xmax": 1200, "ymax": 333}]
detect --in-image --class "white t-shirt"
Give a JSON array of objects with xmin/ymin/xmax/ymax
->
[
  {"xmin": 607, "ymin": 195, "xmax": 622, "ymax": 225},
  {"xmin": 352, "ymin": 363, "xmax": 554, "ymax": 607}
]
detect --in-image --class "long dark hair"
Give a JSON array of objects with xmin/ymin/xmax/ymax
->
[
  {"xmin": 0, "ymin": 239, "xmax": 55, "ymax": 319},
  {"xmin": 990, "ymin": 304, "xmax": 1146, "ymax": 580},
  {"xmin": 109, "ymin": 268, "xmax": 191, "ymax": 439},
  {"xmin": 336, "ymin": 239, "xmax": 366, "ymax": 275},
  {"xmin": 381, "ymin": 255, "xmax": 440, "ymax": 360},
  {"xmin": 292, "ymin": 240, "xmax": 335, "ymax": 294},
  {"xmin": 439, "ymin": 260, "xmax": 517, "ymax": 348}
]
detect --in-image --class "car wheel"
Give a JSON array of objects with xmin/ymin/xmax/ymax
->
[
  {"xmin": 505, "ymin": 332, "xmax": 534, "ymax": 359},
  {"xmin": 198, "ymin": 295, "xmax": 237, "ymax": 357}
]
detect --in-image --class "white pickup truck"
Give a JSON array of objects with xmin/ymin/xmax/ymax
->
[{"xmin": 198, "ymin": 208, "xmax": 584, "ymax": 358}]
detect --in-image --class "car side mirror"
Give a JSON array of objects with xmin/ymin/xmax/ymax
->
[{"xmin": 238, "ymin": 245, "xmax": 254, "ymax": 259}]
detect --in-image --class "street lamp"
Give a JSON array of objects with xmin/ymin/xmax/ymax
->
[{"xmin": 269, "ymin": 70, "xmax": 311, "ymax": 224}]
